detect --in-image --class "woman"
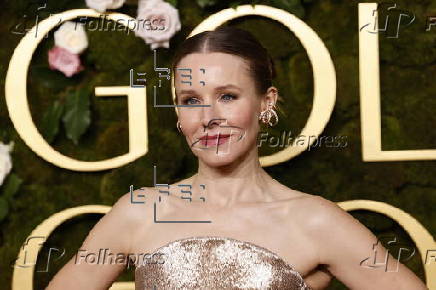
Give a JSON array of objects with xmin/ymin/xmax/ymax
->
[{"xmin": 47, "ymin": 26, "xmax": 428, "ymax": 289}]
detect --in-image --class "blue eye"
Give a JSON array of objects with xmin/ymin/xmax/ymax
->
[
  {"xmin": 181, "ymin": 94, "xmax": 237, "ymax": 105},
  {"xmin": 182, "ymin": 97, "xmax": 200, "ymax": 105},
  {"xmin": 220, "ymin": 94, "xmax": 237, "ymax": 101}
]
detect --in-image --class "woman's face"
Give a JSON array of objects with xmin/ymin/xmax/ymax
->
[{"xmin": 175, "ymin": 52, "xmax": 267, "ymax": 167}]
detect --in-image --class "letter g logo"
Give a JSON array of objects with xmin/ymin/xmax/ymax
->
[{"xmin": 5, "ymin": 9, "xmax": 149, "ymax": 171}]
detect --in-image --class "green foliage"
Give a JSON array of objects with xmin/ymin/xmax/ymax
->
[
  {"xmin": 41, "ymin": 100, "xmax": 64, "ymax": 143},
  {"xmin": 166, "ymin": 0, "xmax": 178, "ymax": 6},
  {"xmin": 2, "ymin": 173, "xmax": 23, "ymax": 201},
  {"xmin": 0, "ymin": 173, "xmax": 23, "ymax": 223},
  {"xmin": 270, "ymin": 0, "xmax": 305, "ymax": 18},
  {"xmin": 30, "ymin": 66, "xmax": 81, "ymax": 91},
  {"xmin": 0, "ymin": 197, "xmax": 8, "ymax": 222},
  {"xmin": 229, "ymin": 1, "xmax": 242, "ymax": 9},
  {"xmin": 85, "ymin": 25, "xmax": 145, "ymax": 74},
  {"xmin": 62, "ymin": 87, "xmax": 91, "ymax": 145},
  {"xmin": 199, "ymin": 0, "xmax": 306, "ymax": 18},
  {"xmin": 196, "ymin": 0, "xmax": 220, "ymax": 8}
]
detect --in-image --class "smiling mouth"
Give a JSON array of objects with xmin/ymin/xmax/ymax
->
[{"xmin": 199, "ymin": 134, "xmax": 232, "ymax": 146}]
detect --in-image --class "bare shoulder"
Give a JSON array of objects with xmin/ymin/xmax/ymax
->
[
  {"xmin": 295, "ymin": 193, "xmax": 346, "ymax": 216},
  {"xmin": 282, "ymin": 190, "xmax": 350, "ymax": 230},
  {"xmin": 110, "ymin": 187, "xmax": 161, "ymax": 226}
]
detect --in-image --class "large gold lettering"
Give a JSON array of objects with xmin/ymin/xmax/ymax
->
[
  {"xmin": 358, "ymin": 3, "xmax": 436, "ymax": 161},
  {"xmin": 5, "ymin": 10, "xmax": 149, "ymax": 171}
]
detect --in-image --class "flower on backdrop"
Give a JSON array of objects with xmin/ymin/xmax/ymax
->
[
  {"xmin": 135, "ymin": 0, "xmax": 181, "ymax": 49},
  {"xmin": 54, "ymin": 21, "xmax": 88, "ymax": 54},
  {"xmin": 48, "ymin": 46, "xmax": 84, "ymax": 77},
  {"xmin": 85, "ymin": 0, "xmax": 126, "ymax": 13},
  {"xmin": 0, "ymin": 141, "xmax": 14, "ymax": 187}
]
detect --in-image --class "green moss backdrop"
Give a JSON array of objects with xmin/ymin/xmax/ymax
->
[{"xmin": 0, "ymin": 0, "xmax": 435, "ymax": 289}]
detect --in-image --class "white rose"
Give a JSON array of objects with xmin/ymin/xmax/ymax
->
[
  {"xmin": 0, "ymin": 141, "xmax": 14, "ymax": 187},
  {"xmin": 135, "ymin": 0, "xmax": 181, "ymax": 50},
  {"xmin": 54, "ymin": 21, "xmax": 88, "ymax": 54},
  {"xmin": 85, "ymin": 0, "xmax": 126, "ymax": 12}
]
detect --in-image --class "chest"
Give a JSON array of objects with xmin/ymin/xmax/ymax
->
[{"xmin": 130, "ymin": 202, "xmax": 320, "ymax": 278}]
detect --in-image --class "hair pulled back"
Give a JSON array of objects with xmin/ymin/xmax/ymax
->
[{"xmin": 172, "ymin": 26, "xmax": 276, "ymax": 101}]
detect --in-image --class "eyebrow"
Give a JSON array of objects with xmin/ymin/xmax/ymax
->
[{"xmin": 178, "ymin": 84, "xmax": 242, "ymax": 95}]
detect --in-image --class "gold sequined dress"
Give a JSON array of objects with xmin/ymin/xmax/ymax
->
[{"xmin": 135, "ymin": 236, "xmax": 312, "ymax": 289}]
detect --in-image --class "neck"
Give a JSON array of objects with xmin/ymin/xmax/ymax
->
[{"xmin": 191, "ymin": 145, "xmax": 276, "ymax": 208}]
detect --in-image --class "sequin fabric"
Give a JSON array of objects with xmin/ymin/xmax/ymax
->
[{"xmin": 135, "ymin": 236, "xmax": 312, "ymax": 289}]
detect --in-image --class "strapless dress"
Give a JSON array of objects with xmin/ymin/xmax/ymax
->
[{"xmin": 134, "ymin": 236, "xmax": 312, "ymax": 289}]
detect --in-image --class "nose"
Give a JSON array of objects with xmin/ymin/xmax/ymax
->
[{"xmin": 200, "ymin": 102, "xmax": 225, "ymax": 130}]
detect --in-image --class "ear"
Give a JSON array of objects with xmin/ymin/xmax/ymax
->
[{"xmin": 260, "ymin": 86, "xmax": 279, "ymax": 112}]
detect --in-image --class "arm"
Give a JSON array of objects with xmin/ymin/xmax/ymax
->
[
  {"xmin": 306, "ymin": 196, "xmax": 428, "ymax": 290},
  {"xmin": 46, "ymin": 192, "xmax": 144, "ymax": 290}
]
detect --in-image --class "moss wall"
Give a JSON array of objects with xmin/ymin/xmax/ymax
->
[{"xmin": 0, "ymin": 0, "xmax": 434, "ymax": 289}]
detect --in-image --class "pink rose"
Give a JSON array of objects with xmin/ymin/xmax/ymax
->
[{"xmin": 48, "ymin": 46, "xmax": 83, "ymax": 77}]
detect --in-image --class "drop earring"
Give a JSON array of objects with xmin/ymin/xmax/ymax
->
[{"xmin": 258, "ymin": 102, "xmax": 278, "ymax": 127}]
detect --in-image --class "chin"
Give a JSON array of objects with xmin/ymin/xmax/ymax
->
[
  {"xmin": 196, "ymin": 149, "xmax": 243, "ymax": 167},
  {"xmin": 191, "ymin": 135, "xmax": 255, "ymax": 167}
]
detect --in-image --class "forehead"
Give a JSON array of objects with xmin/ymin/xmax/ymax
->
[{"xmin": 174, "ymin": 52, "xmax": 252, "ymax": 89}]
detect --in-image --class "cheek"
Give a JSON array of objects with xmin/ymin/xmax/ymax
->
[
  {"xmin": 232, "ymin": 111, "xmax": 254, "ymax": 128},
  {"xmin": 227, "ymin": 102, "xmax": 259, "ymax": 130},
  {"xmin": 178, "ymin": 111, "xmax": 200, "ymax": 135}
]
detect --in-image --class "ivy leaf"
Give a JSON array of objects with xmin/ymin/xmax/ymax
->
[
  {"xmin": 41, "ymin": 100, "xmax": 64, "ymax": 144},
  {"xmin": 62, "ymin": 87, "xmax": 91, "ymax": 145},
  {"xmin": 270, "ymin": 0, "xmax": 305, "ymax": 18},
  {"xmin": 1, "ymin": 173, "xmax": 23, "ymax": 201},
  {"xmin": 166, "ymin": 0, "xmax": 177, "ymax": 7},
  {"xmin": 0, "ymin": 197, "xmax": 9, "ymax": 223}
]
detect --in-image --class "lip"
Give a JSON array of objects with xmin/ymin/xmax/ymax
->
[
  {"xmin": 199, "ymin": 134, "xmax": 231, "ymax": 140},
  {"xmin": 199, "ymin": 134, "xmax": 232, "ymax": 146}
]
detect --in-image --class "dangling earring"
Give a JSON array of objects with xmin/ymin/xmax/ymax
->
[
  {"xmin": 258, "ymin": 102, "xmax": 278, "ymax": 126},
  {"xmin": 176, "ymin": 120, "xmax": 183, "ymax": 133}
]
